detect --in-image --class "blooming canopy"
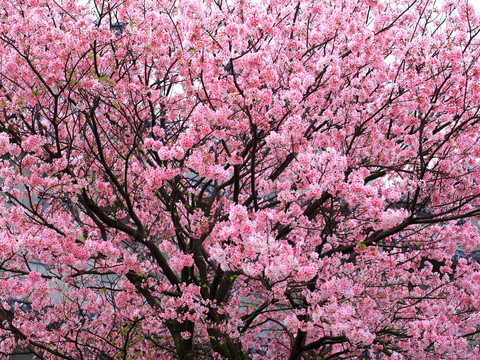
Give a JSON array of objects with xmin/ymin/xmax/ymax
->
[{"xmin": 1, "ymin": 0, "xmax": 480, "ymax": 359}]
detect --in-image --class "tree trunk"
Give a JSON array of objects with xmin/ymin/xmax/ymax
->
[{"xmin": 167, "ymin": 320, "xmax": 195, "ymax": 360}]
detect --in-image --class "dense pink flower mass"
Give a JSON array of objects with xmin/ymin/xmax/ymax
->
[{"xmin": 2, "ymin": 0, "xmax": 480, "ymax": 358}]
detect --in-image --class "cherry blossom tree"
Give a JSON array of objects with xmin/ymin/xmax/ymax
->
[{"xmin": 1, "ymin": 0, "xmax": 480, "ymax": 358}]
